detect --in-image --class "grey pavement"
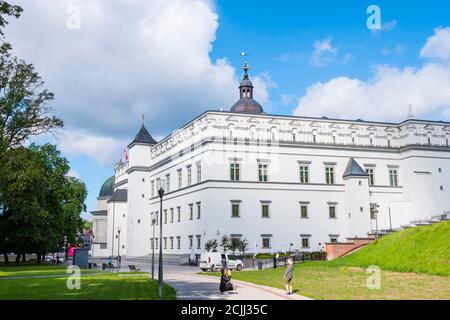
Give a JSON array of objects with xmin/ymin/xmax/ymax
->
[{"xmin": 125, "ymin": 264, "xmax": 311, "ymax": 300}]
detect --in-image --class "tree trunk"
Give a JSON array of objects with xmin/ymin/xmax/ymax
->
[
  {"xmin": 36, "ymin": 254, "xmax": 41, "ymax": 264},
  {"xmin": 21, "ymin": 253, "xmax": 26, "ymax": 262},
  {"xmin": 15, "ymin": 253, "xmax": 21, "ymax": 263},
  {"xmin": 3, "ymin": 253, "xmax": 9, "ymax": 264}
]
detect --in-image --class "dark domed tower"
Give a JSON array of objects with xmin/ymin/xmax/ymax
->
[{"xmin": 230, "ymin": 61, "xmax": 264, "ymax": 114}]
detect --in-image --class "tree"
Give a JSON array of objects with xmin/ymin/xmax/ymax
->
[
  {"xmin": 0, "ymin": 144, "xmax": 86, "ymax": 264},
  {"xmin": 0, "ymin": 1, "xmax": 22, "ymax": 37},
  {"xmin": 238, "ymin": 238, "xmax": 249, "ymax": 257},
  {"xmin": 220, "ymin": 235, "xmax": 232, "ymax": 253},
  {"xmin": 204, "ymin": 239, "xmax": 218, "ymax": 252},
  {"xmin": 0, "ymin": 43, "xmax": 63, "ymax": 158}
]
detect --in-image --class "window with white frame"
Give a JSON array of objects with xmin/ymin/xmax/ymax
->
[
  {"xmin": 188, "ymin": 236, "xmax": 193, "ymax": 250},
  {"xmin": 196, "ymin": 163, "xmax": 202, "ymax": 183},
  {"xmin": 261, "ymin": 235, "xmax": 272, "ymax": 248},
  {"xmin": 258, "ymin": 163, "xmax": 268, "ymax": 182},
  {"xmin": 155, "ymin": 238, "xmax": 158, "ymax": 250},
  {"xmin": 196, "ymin": 235, "xmax": 201, "ymax": 249},
  {"xmin": 196, "ymin": 202, "xmax": 201, "ymax": 219},
  {"xmin": 299, "ymin": 202, "xmax": 309, "ymax": 219},
  {"xmin": 163, "ymin": 237, "xmax": 167, "ymax": 249},
  {"xmin": 177, "ymin": 206, "xmax": 181, "ymax": 222},
  {"xmin": 170, "ymin": 237, "xmax": 174, "ymax": 249},
  {"xmin": 325, "ymin": 166, "xmax": 335, "ymax": 184},
  {"xmin": 151, "ymin": 180, "xmax": 155, "ymax": 198},
  {"xmin": 261, "ymin": 201, "xmax": 270, "ymax": 218},
  {"xmin": 165, "ymin": 174, "xmax": 170, "ymax": 192},
  {"xmin": 389, "ymin": 168, "xmax": 399, "ymax": 186},
  {"xmin": 328, "ymin": 204, "xmax": 337, "ymax": 219},
  {"xmin": 230, "ymin": 163, "xmax": 240, "ymax": 181},
  {"xmin": 170, "ymin": 208, "xmax": 174, "ymax": 223},
  {"xmin": 365, "ymin": 167, "xmax": 375, "ymax": 186},
  {"xmin": 231, "ymin": 201, "xmax": 241, "ymax": 218},
  {"xmin": 189, "ymin": 203, "xmax": 193, "ymax": 220},
  {"xmin": 177, "ymin": 236, "xmax": 181, "ymax": 249},
  {"xmin": 301, "ymin": 236, "xmax": 310, "ymax": 248},
  {"xmin": 299, "ymin": 165, "xmax": 309, "ymax": 183},
  {"xmin": 187, "ymin": 165, "xmax": 192, "ymax": 186},
  {"xmin": 177, "ymin": 169, "xmax": 182, "ymax": 189},
  {"xmin": 164, "ymin": 209, "xmax": 167, "ymax": 224}
]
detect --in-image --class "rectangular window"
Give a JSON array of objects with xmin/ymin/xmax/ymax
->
[
  {"xmin": 151, "ymin": 180, "xmax": 155, "ymax": 198},
  {"xmin": 258, "ymin": 164, "xmax": 268, "ymax": 182},
  {"xmin": 188, "ymin": 236, "xmax": 193, "ymax": 250},
  {"xmin": 261, "ymin": 204, "xmax": 270, "ymax": 218},
  {"xmin": 329, "ymin": 206, "xmax": 337, "ymax": 219},
  {"xmin": 177, "ymin": 169, "xmax": 182, "ymax": 189},
  {"xmin": 163, "ymin": 237, "xmax": 167, "ymax": 250},
  {"xmin": 230, "ymin": 163, "xmax": 240, "ymax": 181},
  {"xmin": 170, "ymin": 237, "xmax": 174, "ymax": 249},
  {"xmin": 366, "ymin": 168, "xmax": 375, "ymax": 186},
  {"xmin": 262, "ymin": 237, "xmax": 271, "ymax": 249},
  {"xmin": 177, "ymin": 236, "xmax": 181, "ymax": 249},
  {"xmin": 196, "ymin": 235, "xmax": 201, "ymax": 250},
  {"xmin": 301, "ymin": 238, "xmax": 310, "ymax": 248},
  {"xmin": 330, "ymin": 237, "xmax": 338, "ymax": 243},
  {"xmin": 231, "ymin": 203, "xmax": 240, "ymax": 217},
  {"xmin": 177, "ymin": 207, "xmax": 181, "ymax": 222},
  {"xmin": 164, "ymin": 209, "xmax": 167, "ymax": 224},
  {"xmin": 187, "ymin": 165, "xmax": 192, "ymax": 186},
  {"xmin": 300, "ymin": 204, "xmax": 308, "ymax": 219},
  {"xmin": 155, "ymin": 211, "xmax": 159, "ymax": 225},
  {"xmin": 166, "ymin": 174, "xmax": 171, "ymax": 192},
  {"xmin": 155, "ymin": 238, "xmax": 158, "ymax": 250},
  {"xmin": 170, "ymin": 208, "xmax": 174, "ymax": 223},
  {"xmin": 299, "ymin": 165, "xmax": 309, "ymax": 184},
  {"xmin": 389, "ymin": 169, "xmax": 399, "ymax": 186},
  {"xmin": 150, "ymin": 239, "xmax": 154, "ymax": 249},
  {"xmin": 196, "ymin": 202, "xmax": 201, "ymax": 219},
  {"xmin": 189, "ymin": 204, "xmax": 193, "ymax": 220},
  {"xmin": 196, "ymin": 163, "xmax": 202, "ymax": 183},
  {"xmin": 325, "ymin": 166, "xmax": 335, "ymax": 184}
]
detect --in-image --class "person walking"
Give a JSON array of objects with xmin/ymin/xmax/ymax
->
[{"xmin": 284, "ymin": 257, "xmax": 294, "ymax": 295}]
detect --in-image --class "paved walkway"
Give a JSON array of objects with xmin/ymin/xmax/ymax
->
[{"xmin": 137, "ymin": 265, "xmax": 311, "ymax": 300}]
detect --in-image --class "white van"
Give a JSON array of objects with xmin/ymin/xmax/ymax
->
[{"xmin": 199, "ymin": 252, "xmax": 244, "ymax": 272}]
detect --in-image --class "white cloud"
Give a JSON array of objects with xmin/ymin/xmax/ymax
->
[
  {"xmin": 381, "ymin": 43, "xmax": 405, "ymax": 56},
  {"xmin": 371, "ymin": 19, "xmax": 397, "ymax": 35},
  {"xmin": 6, "ymin": 0, "xmax": 271, "ymax": 165},
  {"xmin": 420, "ymin": 27, "xmax": 450, "ymax": 62},
  {"xmin": 294, "ymin": 28, "xmax": 450, "ymax": 122},
  {"xmin": 58, "ymin": 129, "xmax": 128, "ymax": 166},
  {"xmin": 309, "ymin": 38, "xmax": 338, "ymax": 67},
  {"xmin": 67, "ymin": 169, "xmax": 81, "ymax": 179}
]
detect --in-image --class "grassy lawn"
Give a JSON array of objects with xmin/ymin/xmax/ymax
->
[
  {"xmin": 327, "ymin": 221, "xmax": 450, "ymax": 276},
  {"xmin": 204, "ymin": 262, "xmax": 450, "ymax": 300},
  {"xmin": 0, "ymin": 264, "xmax": 176, "ymax": 300}
]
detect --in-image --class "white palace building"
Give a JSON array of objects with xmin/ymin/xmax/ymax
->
[{"xmin": 91, "ymin": 62, "xmax": 450, "ymax": 260}]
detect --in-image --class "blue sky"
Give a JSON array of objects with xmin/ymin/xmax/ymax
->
[{"xmin": 6, "ymin": 0, "xmax": 450, "ymax": 219}]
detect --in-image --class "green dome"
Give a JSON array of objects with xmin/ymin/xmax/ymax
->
[{"xmin": 99, "ymin": 175, "xmax": 115, "ymax": 198}]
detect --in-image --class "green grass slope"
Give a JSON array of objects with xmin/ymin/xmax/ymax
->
[{"xmin": 327, "ymin": 220, "xmax": 450, "ymax": 276}]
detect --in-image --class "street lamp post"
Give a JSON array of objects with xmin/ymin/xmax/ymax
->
[
  {"xmin": 157, "ymin": 178, "xmax": 166, "ymax": 299},
  {"xmin": 150, "ymin": 212, "xmax": 157, "ymax": 280},
  {"xmin": 117, "ymin": 226, "xmax": 121, "ymax": 260}
]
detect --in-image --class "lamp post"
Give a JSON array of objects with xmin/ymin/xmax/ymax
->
[
  {"xmin": 117, "ymin": 226, "xmax": 121, "ymax": 260},
  {"xmin": 157, "ymin": 178, "xmax": 166, "ymax": 299},
  {"xmin": 150, "ymin": 212, "xmax": 157, "ymax": 280}
]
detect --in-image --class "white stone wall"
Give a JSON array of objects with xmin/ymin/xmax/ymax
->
[{"xmin": 96, "ymin": 111, "xmax": 450, "ymax": 257}]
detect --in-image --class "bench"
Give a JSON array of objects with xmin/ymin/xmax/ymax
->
[{"xmin": 128, "ymin": 265, "xmax": 141, "ymax": 271}]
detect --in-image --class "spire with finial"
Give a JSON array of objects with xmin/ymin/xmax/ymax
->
[
  {"xmin": 128, "ymin": 113, "xmax": 157, "ymax": 147},
  {"xmin": 230, "ymin": 52, "xmax": 263, "ymax": 114},
  {"xmin": 141, "ymin": 113, "xmax": 145, "ymax": 125}
]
